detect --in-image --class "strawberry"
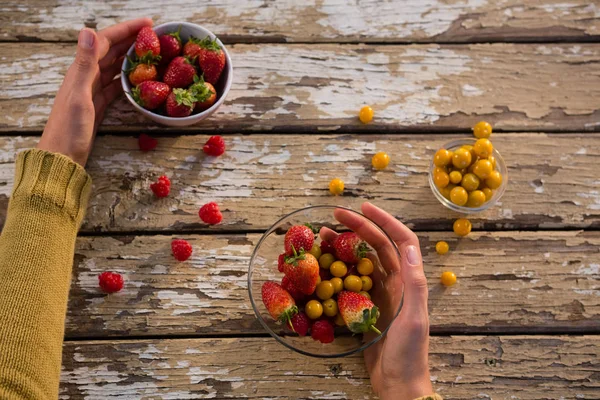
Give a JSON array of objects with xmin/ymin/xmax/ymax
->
[
  {"xmin": 284, "ymin": 225, "xmax": 315, "ymax": 256},
  {"xmin": 135, "ymin": 26, "xmax": 161, "ymax": 58},
  {"xmin": 158, "ymin": 26, "xmax": 182, "ymax": 64},
  {"xmin": 183, "ymin": 36, "xmax": 203, "ymax": 59},
  {"xmin": 277, "ymin": 253, "xmax": 285, "ymax": 272},
  {"xmin": 261, "ymin": 281, "xmax": 298, "ymax": 326},
  {"xmin": 333, "ymin": 232, "xmax": 369, "ymax": 264},
  {"xmin": 165, "ymin": 88, "xmax": 196, "ymax": 117},
  {"xmin": 127, "ymin": 54, "xmax": 159, "ymax": 86},
  {"xmin": 283, "ymin": 251, "xmax": 319, "ymax": 295},
  {"xmin": 163, "ymin": 56, "xmax": 197, "ymax": 88},
  {"xmin": 337, "ymin": 291, "xmax": 381, "ymax": 334},
  {"xmin": 138, "ymin": 133, "xmax": 158, "ymax": 152},
  {"xmin": 196, "ymin": 36, "xmax": 226, "ymax": 84},
  {"xmin": 190, "ymin": 76, "xmax": 217, "ymax": 112},
  {"xmin": 281, "ymin": 275, "xmax": 305, "ymax": 303},
  {"xmin": 320, "ymin": 240, "xmax": 335, "ymax": 255},
  {"xmin": 287, "ymin": 312, "xmax": 310, "ymax": 336},
  {"xmin": 132, "ymin": 81, "xmax": 170, "ymax": 110}
]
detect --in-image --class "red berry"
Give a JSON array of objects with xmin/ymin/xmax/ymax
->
[
  {"xmin": 320, "ymin": 240, "xmax": 335, "ymax": 255},
  {"xmin": 150, "ymin": 175, "xmax": 171, "ymax": 198},
  {"xmin": 333, "ymin": 232, "xmax": 369, "ymax": 264},
  {"xmin": 135, "ymin": 26, "xmax": 160, "ymax": 58},
  {"xmin": 287, "ymin": 312, "xmax": 310, "ymax": 336},
  {"xmin": 138, "ymin": 133, "xmax": 158, "ymax": 152},
  {"xmin": 203, "ymin": 136, "xmax": 226, "ymax": 156},
  {"xmin": 319, "ymin": 267, "xmax": 332, "ymax": 282},
  {"xmin": 311, "ymin": 319, "xmax": 335, "ymax": 344},
  {"xmin": 199, "ymin": 202, "xmax": 223, "ymax": 224},
  {"xmin": 278, "ymin": 253, "xmax": 285, "ymax": 272},
  {"xmin": 284, "ymin": 225, "xmax": 315, "ymax": 256},
  {"xmin": 98, "ymin": 271, "xmax": 124, "ymax": 293},
  {"xmin": 158, "ymin": 27, "xmax": 182, "ymax": 64},
  {"xmin": 165, "ymin": 88, "xmax": 196, "ymax": 118},
  {"xmin": 163, "ymin": 56, "xmax": 197, "ymax": 89},
  {"xmin": 171, "ymin": 239, "xmax": 192, "ymax": 261},
  {"xmin": 132, "ymin": 81, "xmax": 170, "ymax": 110},
  {"xmin": 281, "ymin": 276, "xmax": 305, "ymax": 303}
]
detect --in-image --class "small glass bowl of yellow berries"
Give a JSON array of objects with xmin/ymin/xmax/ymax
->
[{"xmin": 429, "ymin": 123, "xmax": 507, "ymax": 213}]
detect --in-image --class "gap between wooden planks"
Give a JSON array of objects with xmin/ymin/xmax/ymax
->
[
  {"xmin": 65, "ymin": 231, "xmax": 599, "ymax": 338},
  {"xmin": 2, "ymin": 133, "xmax": 598, "ymax": 232},
  {"xmin": 60, "ymin": 336, "xmax": 600, "ymax": 399},
  {"xmin": 1, "ymin": 43, "xmax": 599, "ymax": 132},
  {"xmin": 2, "ymin": 0, "xmax": 598, "ymax": 43}
]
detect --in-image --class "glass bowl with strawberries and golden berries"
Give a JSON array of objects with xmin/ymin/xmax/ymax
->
[
  {"xmin": 429, "ymin": 138, "xmax": 508, "ymax": 214},
  {"xmin": 248, "ymin": 206, "xmax": 404, "ymax": 358}
]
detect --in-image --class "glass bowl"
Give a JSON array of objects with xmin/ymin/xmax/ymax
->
[
  {"xmin": 429, "ymin": 138, "xmax": 508, "ymax": 214},
  {"xmin": 248, "ymin": 206, "xmax": 404, "ymax": 358}
]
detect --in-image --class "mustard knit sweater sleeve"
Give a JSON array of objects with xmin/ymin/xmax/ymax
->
[{"xmin": 0, "ymin": 149, "xmax": 91, "ymax": 400}]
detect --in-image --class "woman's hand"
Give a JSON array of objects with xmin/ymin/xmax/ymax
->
[
  {"xmin": 37, "ymin": 18, "xmax": 153, "ymax": 166},
  {"xmin": 321, "ymin": 202, "xmax": 433, "ymax": 400}
]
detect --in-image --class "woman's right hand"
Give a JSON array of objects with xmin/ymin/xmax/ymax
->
[{"xmin": 321, "ymin": 202, "xmax": 433, "ymax": 400}]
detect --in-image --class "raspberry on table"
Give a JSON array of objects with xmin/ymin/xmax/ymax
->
[
  {"xmin": 199, "ymin": 202, "xmax": 223, "ymax": 224},
  {"xmin": 150, "ymin": 175, "xmax": 171, "ymax": 198},
  {"xmin": 287, "ymin": 312, "xmax": 310, "ymax": 336},
  {"xmin": 98, "ymin": 271, "xmax": 124, "ymax": 293},
  {"xmin": 171, "ymin": 239, "xmax": 193, "ymax": 261},
  {"xmin": 138, "ymin": 133, "xmax": 158, "ymax": 152},
  {"xmin": 311, "ymin": 319, "xmax": 335, "ymax": 343},
  {"xmin": 203, "ymin": 135, "xmax": 226, "ymax": 156}
]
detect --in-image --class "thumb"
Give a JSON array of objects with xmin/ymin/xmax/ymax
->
[
  {"xmin": 73, "ymin": 28, "xmax": 99, "ymax": 85},
  {"xmin": 400, "ymin": 244, "xmax": 429, "ymax": 318}
]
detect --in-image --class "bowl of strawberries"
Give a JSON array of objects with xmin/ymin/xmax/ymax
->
[
  {"xmin": 121, "ymin": 21, "xmax": 233, "ymax": 126},
  {"xmin": 248, "ymin": 206, "xmax": 404, "ymax": 357}
]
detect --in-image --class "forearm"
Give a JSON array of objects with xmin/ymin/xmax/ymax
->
[{"xmin": 0, "ymin": 149, "xmax": 90, "ymax": 399}]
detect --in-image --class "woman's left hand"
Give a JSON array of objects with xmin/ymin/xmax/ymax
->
[{"xmin": 37, "ymin": 18, "xmax": 153, "ymax": 166}]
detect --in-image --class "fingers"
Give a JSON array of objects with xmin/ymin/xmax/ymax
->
[
  {"xmin": 97, "ymin": 17, "xmax": 153, "ymax": 59},
  {"xmin": 72, "ymin": 28, "xmax": 100, "ymax": 87},
  {"xmin": 99, "ymin": 36, "xmax": 136, "ymax": 70},
  {"xmin": 400, "ymin": 244, "xmax": 429, "ymax": 319},
  {"xmin": 361, "ymin": 202, "xmax": 419, "ymax": 247},
  {"xmin": 319, "ymin": 226, "xmax": 338, "ymax": 242},
  {"xmin": 101, "ymin": 56, "xmax": 125, "ymax": 87}
]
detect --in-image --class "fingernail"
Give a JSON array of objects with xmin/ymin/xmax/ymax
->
[
  {"xmin": 406, "ymin": 245, "xmax": 420, "ymax": 266},
  {"xmin": 79, "ymin": 29, "xmax": 95, "ymax": 49}
]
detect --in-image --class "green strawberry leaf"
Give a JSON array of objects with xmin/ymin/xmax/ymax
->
[{"xmin": 199, "ymin": 36, "xmax": 222, "ymax": 52}]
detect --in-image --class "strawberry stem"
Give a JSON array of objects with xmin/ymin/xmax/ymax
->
[{"xmin": 370, "ymin": 325, "xmax": 382, "ymax": 335}]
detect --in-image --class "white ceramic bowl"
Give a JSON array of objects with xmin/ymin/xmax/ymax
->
[{"xmin": 121, "ymin": 21, "xmax": 233, "ymax": 127}]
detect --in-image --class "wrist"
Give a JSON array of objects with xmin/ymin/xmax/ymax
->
[{"xmin": 379, "ymin": 379, "xmax": 434, "ymax": 400}]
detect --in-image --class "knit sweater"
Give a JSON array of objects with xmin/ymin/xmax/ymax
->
[{"xmin": 0, "ymin": 149, "xmax": 440, "ymax": 400}]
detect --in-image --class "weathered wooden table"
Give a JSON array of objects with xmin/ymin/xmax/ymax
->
[{"xmin": 1, "ymin": 2, "xmax": 599, "ymax": 399}]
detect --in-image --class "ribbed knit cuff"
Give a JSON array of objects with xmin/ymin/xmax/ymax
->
[
  {"xmin": 10, "ymin": 149, "xmax": 92, "ymax": 226},
  {"xmin": 414, "ymin": 395, "xmax": 443, "ymax": 400}
]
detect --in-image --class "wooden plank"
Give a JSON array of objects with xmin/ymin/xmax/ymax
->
[
  {"xmin": 1, "ymin": 43, "xmax": 600, "ymax": 132},
  {"xmin": 2, "ymin": 133, "xmax": 599, "ymax": 232},
  {"xmin": 2, "ymin": 1, "xmax": 599, "ymax": 43},
  {"xmin": 60, "ymin": 336, "xmax": 600, "ymax": 399},
  {"xmin": 64, "ymin": 231, "xmax": 600, "ymax": 338}
]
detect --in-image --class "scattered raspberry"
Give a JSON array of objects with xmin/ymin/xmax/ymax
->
[
  {"xmin": 278, "ymin": 253, "xmax": 285, "ymax": 273},
  {"xmin": 150, "ymin": 175, "xmax": 171, "ymax": 198},
  {"xmin": 98, "ymin": 271, "xmax": 124, "ymax": 293},
  {"xmin": 320, "ymin": 240, "xmax": 335, "ymax": 255},
  {"xmin": 287, "ymin": 312, "xmax": 310, "ymax": 336},
  {"xmin": 138, "ymin": 133, "xmax": 158, "ymax": 152},
  {"xmin": 199, "ymin": 202, "xmax": 223, "ymax": 224},
  {"xmin": 203, "ymin": 135, "xmax": 226, "ymax": 156},
  {"xmin": 281, "ymin": 276, "xmax": 305, "ymax": 303},
  {"xmin": 311, "ymin": 319, "xmax": 335, "ymax": 343},
  {"xmin": 171, "ymin": 239, "xmax": 193, "ymax": 261}
]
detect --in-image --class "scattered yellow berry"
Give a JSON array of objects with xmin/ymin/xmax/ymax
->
[
  {"xmin": 433, "ymin": 169, "xmax": 450, "ymax": 188},
  {"xmin": 452, "ymin": 147, "xmax": 472, "ymax": 169},
  {"xmin": 359, "ymin": 105, "xmax": 374, "ymax": 123},
  {"xmin": 344, "ymin": 275, "xmax": 363, "ymax": 292},
  {"xmin": 460, "ymin": 173, "xmax": 480, "ymax": 192},
  {"xmin": 473, "ymin": 159, "xmax": 493, "ymax": 180},
  {"xmin": 330, "ymin": 260, "xmax": 348, "ymax": 277},
  {"xmin": 316, "ymin": 281, "xmax": 335, "ymax": 300},
  {"xmin": 359, "ymin": 291, "xmax": 371, "ymax": 299},
  {"xmin": 473, "ymin": 121, "xmax": 492, "ymax": 139},
  {"xmin": 305, "ymin": 300, "xmax": 323, "ymax": 319},
  {"xmin": 441, "ymin": 271, "xmax": 457, "ymax": 287},
  {"xmin": 467, "ymin": 190, "xmax": 486, "ymax": 208},
  {"xmin": 449, "ymin": 170, "xmax": 462, "ymax": 184},
  {"xmin": 319, "ymin": 253, "xmax": 336, "ymax": 270},
  {"xmin": 433, "ymin": 149, "xmax": 452, "ymax": 167},
  {"xmin": 329, "ymin": 178, "xmax": 344, "ymax": 195},
  {"xmin": 453, "ymin": 218, "xmax": 472, "ymax": 237},
  {"xmin": 473, "ymin": 138, "xmax": 494, "ymax": 158},
  {"xmin": 322, "ymin": 298, "xmax": 338, "ymax": 317},
  {"xmin": 435, "ymin": 241, "xmax": 449, "ymax": 255},
  {"xmin": 372, "ymin": 152, "xmax": 390, "ymax": 170},
  {"xmin": 450, "ymin": 186, "xmax": 468, "ymax": 206},
  {"xmin": 330, "ymin": 277, "xmax": 344, "ymax": 294},
  {"xmin": 308, "ymin": 243, "xmax": 322, "ymax": 259},
  {"xmin": 485, "ymin": 170, "xmax": 503, "ymax": 190},
  {"xmin": 334, "ymin": 313, "xmax": 346, "ymax": 326},
  {"xmin": 357, "ymin": 258, "xmax": 374, "ymax": 275},
  {"xmin": 482, "ymin": 187, "xmax": 493, "ymax": 201},
  {"xmin": 360, "ymin": 275, "xmax": 373, "ymax": 291}
]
